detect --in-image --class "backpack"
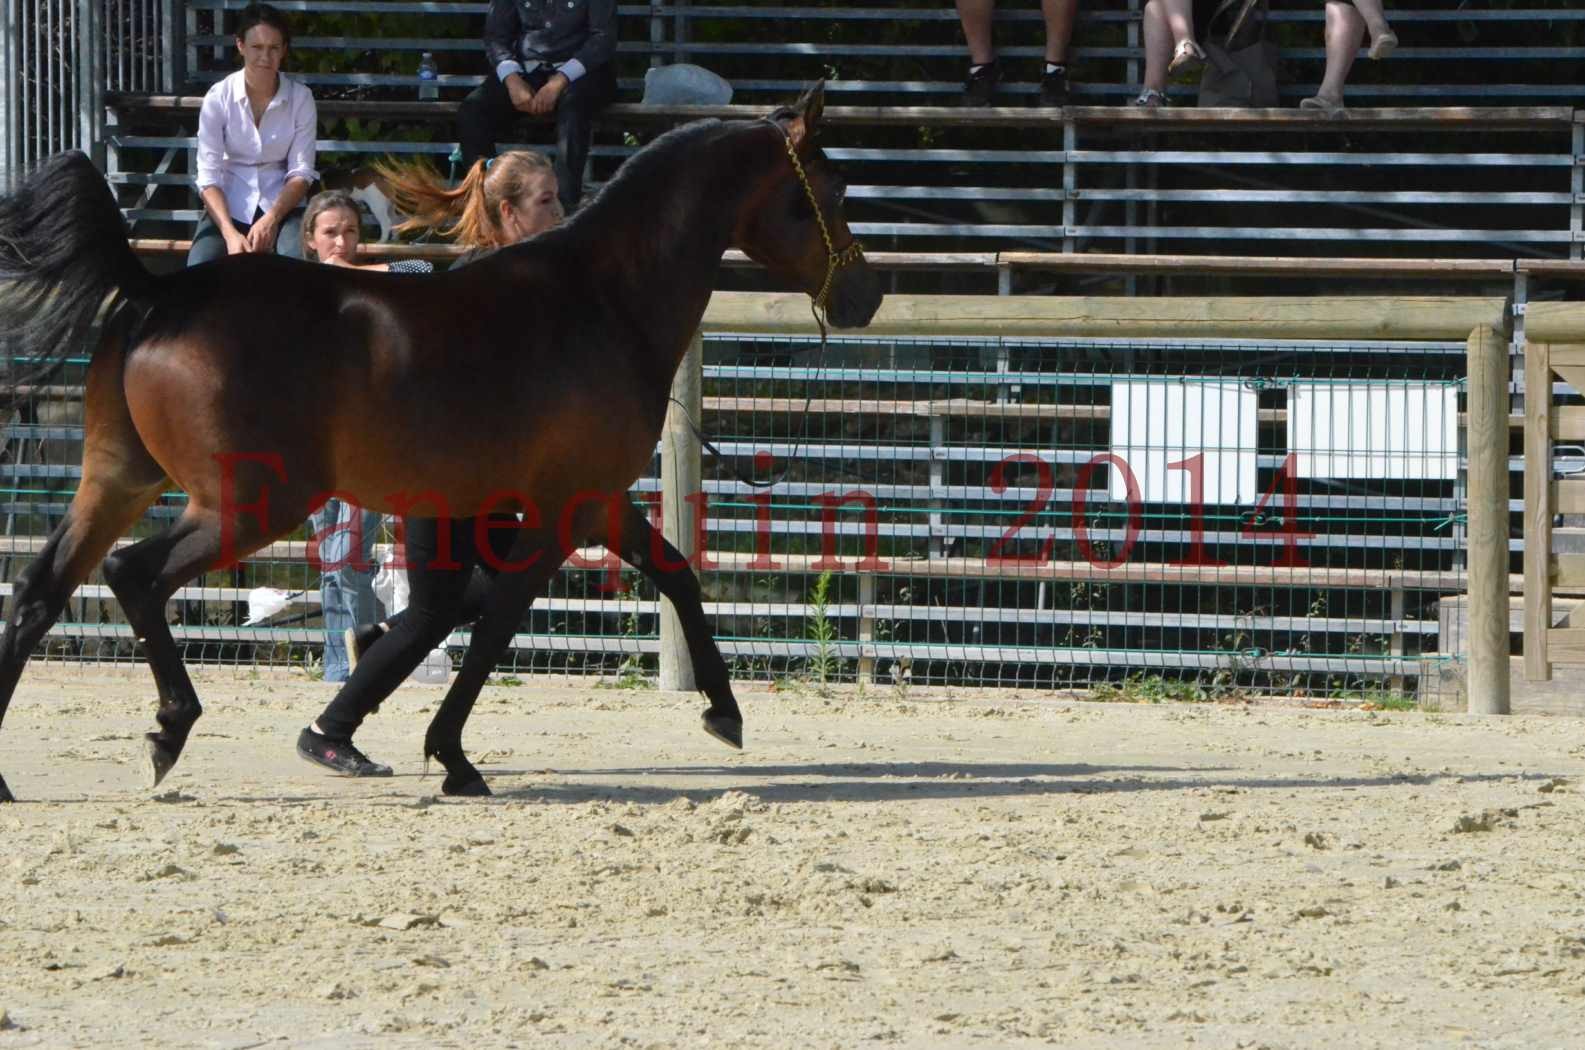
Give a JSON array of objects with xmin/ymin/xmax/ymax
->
[{"xmin": 1198, "ymin": 0, "xmax": 1281, "ymax": 108}]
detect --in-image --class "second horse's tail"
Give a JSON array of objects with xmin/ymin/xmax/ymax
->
[{"xmin": 0, "ymin": 150, "xmax": 157, "ymax": 405}]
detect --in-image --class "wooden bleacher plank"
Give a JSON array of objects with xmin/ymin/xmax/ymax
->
[
  {"xmin": 1000, "ymin": 253, "xmax": 1515, "ymax": 279},
  {"xmin": 103, "ymin": 94, "xmax": 1585, "ymax": 133},
  {"xmin": 1516, "ymin": 260, "xmax": 1585, "ymax": 281},
  {"xmin": 1065, "ymin": 106, "xmax": 1578, "ymax": 130},
  {"xmin": 125, "ymin": 238, "xmax": 997, "ymax": 272}
]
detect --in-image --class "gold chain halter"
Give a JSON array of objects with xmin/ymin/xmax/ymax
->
[{"xmin": 770, "ymin": 120, "xmax": 866, "ymax": 318}]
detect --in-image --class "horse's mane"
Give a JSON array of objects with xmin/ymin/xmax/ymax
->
[{"xmin": 571, "ymin": 117, "xmax": 744, "ymax": 225}]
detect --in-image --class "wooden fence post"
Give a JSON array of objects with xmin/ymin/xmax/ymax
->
[
  {"xmin": 659, "ymin": 331, "xmax": 703, "ymax": 691},
  {"xmin": 1465, "ymin": 324, "xmax": 1512, "ymax": 714}
]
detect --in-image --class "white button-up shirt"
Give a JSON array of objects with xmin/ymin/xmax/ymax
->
[{"xmin": 195, "ymin": 70, "xmax": 318, "ymax": 224}]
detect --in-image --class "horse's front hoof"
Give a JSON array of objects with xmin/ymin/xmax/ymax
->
[
  {"xmin": 701, "ymin": 711, "xmax": 744, "ymax": 750},
  {"xmin": 442, "ymin": 773, "xmax": 492, "ymax": 797},
  {"xmin": 143, "ymin": 732, "xmax": 181, "ymax": 788},
  {"xmin": 0, "ymin": 773, "xmax": 14, "ymax": 803}
]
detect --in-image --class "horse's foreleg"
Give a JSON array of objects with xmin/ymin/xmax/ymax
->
[
  {"xmin": 422, "ymin": 538, "xmax": 558, "ymax": 797},
  {"xmin": 101, "ymin": 507, "xmax": 252, "ymax": 788},
  {"xmin": 0, "ymin": 477, "xmax": 163, "ymax": 801},
  {"xmin": 612, "ymin": 501, "xmax": 743, "ymax": 749}
]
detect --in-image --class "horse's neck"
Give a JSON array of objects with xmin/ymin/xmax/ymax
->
[{"xmin": 576, "ymin": 124, "xmax": 771, "ymax": 382}]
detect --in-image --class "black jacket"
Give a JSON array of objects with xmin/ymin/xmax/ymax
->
[{"xmin": 483, "ymin": 0, "xmax": 617, "ymax": 75}]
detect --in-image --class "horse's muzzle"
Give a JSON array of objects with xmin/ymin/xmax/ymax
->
[{"xmin": 825, "ymin": 264, "xmax": 884, "ymax": 329}]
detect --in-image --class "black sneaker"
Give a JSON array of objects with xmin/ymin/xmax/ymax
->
[
  {"xmin": 962, "ymin": 61, "xmax": 1001, "ymax": 106},
  {"xmin": 1038, "ymin": 65, "xmax": 1070, "ymax": 106},
  {"xmin": 344, "ymin": 623, "xmax": 384, "ymax": 674},
  {"xmin": 296, "ymin": 726, "xmax": 393, "ymax": 777}
]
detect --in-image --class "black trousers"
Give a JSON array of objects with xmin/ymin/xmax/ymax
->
[
  {"xmin": 313, "ymin": 512, "xmax": 520, "ymax": 740},
  {"xmin": 458, "ymin": 64, "xmax": 618, "ymax": 214}
]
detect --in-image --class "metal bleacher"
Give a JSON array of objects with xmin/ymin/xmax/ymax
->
[{"xmin": 103, "ymin": 0, "xmax": 1585, "ymax": 264}]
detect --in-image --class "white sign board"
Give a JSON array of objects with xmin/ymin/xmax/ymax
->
[
  {"xmin": 1289, "ymin": 382, "xmax": 1458, "ymax": 480},
  {"xmin": 1109, "ymin": 380, "xmax": 1259, "ymax": 504}
]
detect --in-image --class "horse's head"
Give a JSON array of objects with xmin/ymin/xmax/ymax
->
[{"xmin": 734, "ymin": 83, "xmax": 884, "ymax": 329}]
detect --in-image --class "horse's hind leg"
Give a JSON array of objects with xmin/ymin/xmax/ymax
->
[
  {"xmin": 102, "ymin": 505, "xmax": 271, "ymax": 788},
  {"xmin": 611, "ymin": 500, "xmax": 743, "ymax": 749},
  {"xmin": 0, "ymin": 474, "xmax": 164, "ymax": 801}
]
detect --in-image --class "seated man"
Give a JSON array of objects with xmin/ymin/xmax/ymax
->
[
  {"xmin": 955, "ymin": 0, "xmax": 1078, "ymax": 107},
  {"xmin": 459, "ymin": 0, "xmax": 618, "ymax": 215}
]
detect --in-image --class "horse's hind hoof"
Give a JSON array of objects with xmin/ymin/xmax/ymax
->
[
  {"xmin": 143, "ymin": 732, "xmax": 180, "ymax": 788},
  {"xmin": 701, "ymin": 712, "xmax": 743, "ymax": 750},
  {"xmin": 442, "ymin": 774, "xmax": 491, "ymax": 798},
  {"xmin": 0, "ymin": 773, "xmax": 14, "ymax": 803}
]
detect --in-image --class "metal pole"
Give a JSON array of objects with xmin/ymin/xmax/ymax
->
[
  {"xmin": 1465, "ymin": 323, "xmax": 1512, "ymax": 714},
  {"xmin": 0, "ymin": 0, "xmax": 15, "ymax": 189},
  {"xmin": 162, "ymin": 0, "xmax": 184, "ymax": 90},
  {"xmin": 659, "ymin": 331, "xmax": 703, "ymax": 691},
  {"xmin": 77, "ymin": 0, "xmax": 104, "ymax": 165}
]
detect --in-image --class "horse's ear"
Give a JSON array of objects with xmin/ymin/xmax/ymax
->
[{"xmin": 787, "ymin": 80, "xmax": 826, "ymax": 149}]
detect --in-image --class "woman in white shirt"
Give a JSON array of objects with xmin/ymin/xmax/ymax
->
[{"xmin": 187, "ymin": 3, "xmax": 318, "ymax": 265}]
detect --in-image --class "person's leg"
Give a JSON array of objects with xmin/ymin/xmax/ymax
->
[
  {"xmin": 301, "ymin": 516, "xmax": 477, "ymax": 773},
  {"xmin": 954, "ymin": 0, "xmax": 996, "ymax": 65},
  {"xmin": 553, "ymin": 65, "xmax": 617, "ymax": 214},
  {"xmin": 458, "ymin": 72, "xmax": 519, "ymax": 171},
  {"xmin": 1349, "ymin": 0, "xmax": 1396, "ymax": 57},
  {"xmin": 311, "ymin": 499, "xmax": 356, "ymax": 684},
  {"xmin": 1141, "ymin": 0, "xmax": 1171, "ymax": 94},
  {"xmin": 955, "ymin": 0, "xmax": 1001, "ymax": 104},
  {"xmin": 1162, "ymin": 0, "xmax": 1204, "ymax": 74},
  {"xmin": 1307, "ymin": 1, "xmax": 1364, "ymax": 108},
  {"xmin": 186, "ymin": 213, "xmax": 244, "ymax": 267},
  {"xmin": 1037, "ymin": 0, "xmax": 1078, "ymax": 105},
  {"xmin": 273, "ymin": 207, "xmax": 306, "ymax": 260},
  {"xmin": 1040, "ymin": 0, "xmax": 1076, "ymax": 63}
]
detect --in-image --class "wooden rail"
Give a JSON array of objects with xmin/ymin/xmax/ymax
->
[
  {"xmin": 699, "ymin": 292, "xmax": 1510, "ymax": 341},
  {"xmin": 1524, "ymin": 337, "xmax": 1585, "ymax": 682}
]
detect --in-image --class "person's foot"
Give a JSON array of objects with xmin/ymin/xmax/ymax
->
[
  {"xmin": 1037, "ymin": 64, "xmax": 1069, "ymax": 107},
  {"xmin": 1167, "ymin": 39, "xmax": 1206, "ymax": 78},
  {"xmin": 344, "ymin": 622, "xmax": 384, "ymax": 674},
  {"xmin": 1368, "ymin": 29, "xmax": 1398, "ymax": 60},
  {"xmin": 1299, "ymin": 93, "xmax": 1345, "ymax": 116},
  {"xmin": 1132, "ymin": 89, "xmax": 1169, "ymax": 109},
  {"xmin": 962, "ymin": 61, "xmax": 1001, "ymax": 106},
  {"xmin": 296, "ymin": 726, "xmax": 393, "ymax": 777}
]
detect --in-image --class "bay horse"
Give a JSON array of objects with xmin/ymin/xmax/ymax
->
[{"xmin": 0, "ymin": 83, "xmax": 882, "ymax": 801}]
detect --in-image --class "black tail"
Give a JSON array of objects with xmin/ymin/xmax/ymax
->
[{"xmin": 0, "ymin": 150, "xmax": 157, "ymax": 404}]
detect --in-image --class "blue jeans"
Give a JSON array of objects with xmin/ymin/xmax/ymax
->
[{"xmin": 310, "ymin": 500, "xmax": 382, "ymax": 683}]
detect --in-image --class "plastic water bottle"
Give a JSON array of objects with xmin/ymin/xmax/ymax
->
[{"xmin": 418, "ymin": 52, "xmax": 439, "ymax": 100}]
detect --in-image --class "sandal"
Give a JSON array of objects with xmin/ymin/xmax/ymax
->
[
  {"xmin": 1299, "ymin": 93, "xmax": 1345, "ymax": 116},
  {"xmin": 1132, "ymin": 89, "xmax": 1169, "ymax": 109},
  {"xmin": 1368, "ymin": 29, "xmax": 1398, "ymax": 60},
  {"xmin": 1167, "ymin": 39, "xmax": 1206, "ymax": 78}
]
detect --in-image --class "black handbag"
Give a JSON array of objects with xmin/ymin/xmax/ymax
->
[{"xmin": 1198, "ymin": 0, "xmax": 1280, "ymax": 108}]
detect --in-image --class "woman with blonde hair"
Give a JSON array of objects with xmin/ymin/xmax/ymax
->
[
  {"xmin": 296, "ymin": 153, "xmax": 564, "ymax": 775},
  {"xmin": 376, "ymin": 150, "xmax": 562, "ymax": 261}
]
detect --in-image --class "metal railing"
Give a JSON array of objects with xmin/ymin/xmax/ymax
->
[{"xmin": 1, "ymin": 294, "xmax": 1522, "ymax": 706}]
